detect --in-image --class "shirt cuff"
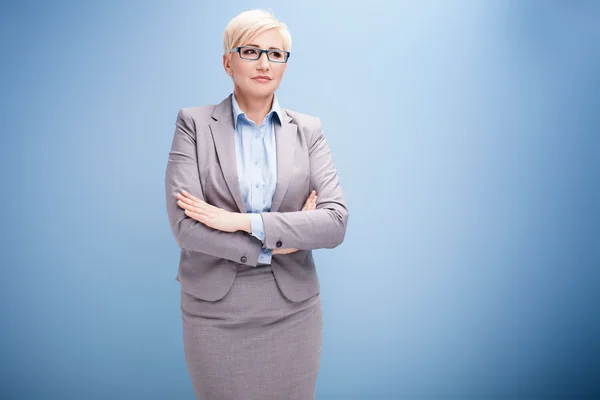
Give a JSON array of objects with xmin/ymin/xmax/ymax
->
[
  {"xmin": 249, "ymin": 213, "xmax": 266, "ymax": 244},
  {"xmin": 258, "ymin": 247, "xmax": 272, "ymax": 265}
]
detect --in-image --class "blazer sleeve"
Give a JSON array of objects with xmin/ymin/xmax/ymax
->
[
  {"xmin": 260, "ymin": 117, "xmax": 349, "ymax": 250},
  {"xmin": 165, "ymin": 108, "xmax": 263, "ymax": 266}
]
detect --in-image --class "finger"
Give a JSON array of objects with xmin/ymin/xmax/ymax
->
[
  {"xmin": 184, "ymin": 209, "xmax": 208, "ymax": 223},
  {"xmin": 177, "ymin": 193, "xmax": 211, "ymax": 212},
  {"xmin": 177, "ymin": 199, "xmax": 193, "ymax": 210},
  {"xmin": 303, "ymin": 196, "xmax": 311, "ymax": 207},
  {"xmin": 176, "ymin": 193, "xmax": 196, "ymax": 207},
  {"xmin": 182, "ymin": 193, "xmax": 216, "ymax": 212},
  {"xmin": 303, "ymin": 190, "xmax": 316, "ymax": 205},
  {"xmin": 178, "ymin": 199, "xmax": 208, "ymax": 215},
  {"xmin": 303, "ymin": 195, "xmax": 316, "ymax": 211},
  {"xmin": 181, "ymin": 190, "xmax": 203, "ymax": 204}
]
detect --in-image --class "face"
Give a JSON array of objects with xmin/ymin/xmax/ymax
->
[{"xmin": 223, "ymin": 28, "xmax": 288, "ymax": 99}]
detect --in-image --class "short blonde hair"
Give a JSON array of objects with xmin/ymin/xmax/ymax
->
[{"xmin": 223, "ymin": 9, "xmax": 292, "ymax": 57}]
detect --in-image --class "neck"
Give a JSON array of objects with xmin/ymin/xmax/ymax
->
[{"xmin": 233, "ymin": 88, "xmax": 274, "ymax": 126}]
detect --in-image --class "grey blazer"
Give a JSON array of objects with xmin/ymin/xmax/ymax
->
[{"xmin": 165, "ymin": 94, "xmax": 349, "ymax": 302}]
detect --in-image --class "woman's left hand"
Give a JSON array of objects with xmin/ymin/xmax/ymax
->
[{"xmin": 176, "ymin": 190, "xmax": 244, "ymax": 233}]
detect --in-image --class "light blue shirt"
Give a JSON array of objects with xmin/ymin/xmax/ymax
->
[{"xmin": 231, "ymin": 93, "xmax": 281, "ymax": 265}]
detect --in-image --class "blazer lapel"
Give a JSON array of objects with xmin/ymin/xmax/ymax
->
[
  {"xmin": 270, "ymin": 111, "xmax": 297, "ymax": 213},
  {"xmin": 209, "ymin": 95, "xmax": 247, "ymax": 214},
  {"xmin": 208, "ymin": 94, "xmax": 298, "ymax": 214}
]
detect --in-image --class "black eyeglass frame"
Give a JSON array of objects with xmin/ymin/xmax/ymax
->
[{"xmin": 229, "ymin": 46, "xmax": 291, "ymax": 63}]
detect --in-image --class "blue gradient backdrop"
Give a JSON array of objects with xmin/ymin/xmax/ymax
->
[{"xmin": 1, "ymin": 1, "xmax": 599, "ymax": 399}]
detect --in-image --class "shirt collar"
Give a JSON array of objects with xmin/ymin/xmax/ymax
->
[{"xmin": 231, "ymin": 92, "xmax": 282, "ymax": 129}]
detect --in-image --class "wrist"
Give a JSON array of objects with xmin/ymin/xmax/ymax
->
[{"xmin": 239, "ymin": 213, "xmax": 252, "ymax": 234}]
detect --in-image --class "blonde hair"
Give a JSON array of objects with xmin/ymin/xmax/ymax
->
[{"xmin": 223, "ymin": 9, "xmax": 292, "ymax": 57}]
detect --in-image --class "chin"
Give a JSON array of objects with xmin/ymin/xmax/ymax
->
[{"xmin": 246, "ymin": 84, "xmax": 277, "ymax": 97}]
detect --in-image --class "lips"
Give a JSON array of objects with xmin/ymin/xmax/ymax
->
[{"xmin": 252, "ymin": 76, "xmax": 271, "ymax": 82}]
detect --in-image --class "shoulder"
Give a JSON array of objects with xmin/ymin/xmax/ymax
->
[
  {"xmin": 176, "ymin": 104, "xmax": 216, "ymax": 124},
  {"xmin": 282, "ymin": 108, "xmax": 326, "ymax": 148},
  {"xmin": 283, "ymin": 108, "xmax": 322, "ymax": 131},
  {"xmin": 282, "ymin": 108, "xmax": 324, "ymax": 146}
]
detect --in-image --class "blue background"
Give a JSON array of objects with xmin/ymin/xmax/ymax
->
[{"xmin": 1, "ymin": 1, "xmax": 599, "ymax": 399}]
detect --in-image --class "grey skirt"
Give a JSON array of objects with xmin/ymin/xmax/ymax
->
[{"xmin": 180, "ymin": 264, "xmax": 322, "ymax": 400}]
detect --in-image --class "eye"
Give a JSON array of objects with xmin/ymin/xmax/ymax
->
[
  {"xmin": 242, "ymin": 48, "xmax": 258, "ymax": 55},
  {"xmin": 269, "ymin": 51, "xmax": 283, "ymax": 59}
]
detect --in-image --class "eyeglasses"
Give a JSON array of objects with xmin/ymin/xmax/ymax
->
[{"xmin": 230, "ymin": 46, "xmax": 291, "ymax": 63}]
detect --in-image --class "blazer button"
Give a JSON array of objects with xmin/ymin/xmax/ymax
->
[
  {"xmin": 276, "ymin": 240, "xmax": 282, "ymax": 248},
  {"xmin": 240, "ymin": 256, "xmax": 247, "ymax": 263}
]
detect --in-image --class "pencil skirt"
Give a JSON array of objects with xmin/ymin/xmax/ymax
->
[{"xmin": 180, "ymin": 264, "xmax": 323, "ymax": 400}]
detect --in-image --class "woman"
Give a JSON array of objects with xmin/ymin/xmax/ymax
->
[{"xmin": 164, "ymin": 9, "xmax": 349, "ymax": 400}]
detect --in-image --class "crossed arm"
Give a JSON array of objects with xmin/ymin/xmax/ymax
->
[
  {"xmin": 165, "ymin": 108, "xmax": 349, "ymax": 265},
  {"xmin": 175, "ymin": 190, "xmax": 317, "ymax": 255}
]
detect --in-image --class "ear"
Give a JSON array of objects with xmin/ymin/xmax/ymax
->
[
  {"xmin": 222, "ymin": 53, "xmax": 228, "ymax": 67},
  {"xmin": 222, "ymin": 54, "xmax": 233, "ymax": 76}
]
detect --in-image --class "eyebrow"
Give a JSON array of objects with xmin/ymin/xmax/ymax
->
[{"xmin": 245, "ymin": 44, "xmax": 283, "ymax": 50}]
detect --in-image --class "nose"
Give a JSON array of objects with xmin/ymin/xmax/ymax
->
[{"xmin": 257, "ymin": 52, "xmax": 270, "ymax": 70}]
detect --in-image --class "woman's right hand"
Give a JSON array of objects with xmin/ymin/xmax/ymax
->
[{"xmin": 272, "ymin": 190, "xmax": 317, "ymax": 255}]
